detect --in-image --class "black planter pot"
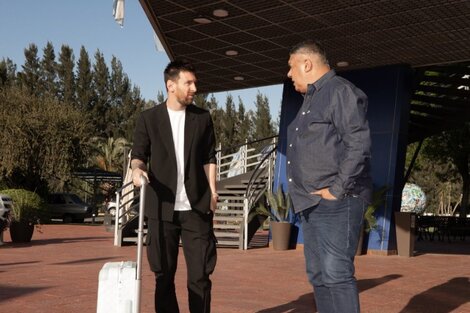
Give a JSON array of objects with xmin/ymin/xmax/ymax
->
[
  {"xmin": 9, "ymin": 221, "xmax": 35, "ymax": 243},
  {"xmin": 271, "ymin": 221, "xmax": 292, "ymax": 250}
]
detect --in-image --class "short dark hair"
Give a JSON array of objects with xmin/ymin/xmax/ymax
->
[
  {"xmin": 164, "ymin": 59, "xmax": 196, "ymax": 84},
  {"xmin": 290, "ymin": 40, "xmax": 328, "ymax": 65}
]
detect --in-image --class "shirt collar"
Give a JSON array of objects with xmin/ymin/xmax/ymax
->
[{"xmin": 305, "ymin": 69, "xmax": 336, "ymax": 96}]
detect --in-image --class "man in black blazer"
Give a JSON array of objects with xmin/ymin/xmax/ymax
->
[{"xmin": 131, "ymin": 60, "xmax": 218, "ymax": 313}]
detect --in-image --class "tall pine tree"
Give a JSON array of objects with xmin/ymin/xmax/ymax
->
[
  {"xmin": 76, "ymin": 46, "xmax": 94, "ymax": 112},
  {"xmin": 92, "ymin": 50, "xmax": 111, "ymax": 137},
  {"xmin": 235, "ymin": 96, "xmax": 252, "ymax": 144},
  {"xmin": 40, "ymin": 42, "xmax": 58, "ymax": 96},
  {"xmin": 57, "ymin": 44, "xmax": 75, "ymax": 104},
  {"xmin": 18, "ymin": 43, "xmax": 41, "ymax": 94},
  {"xmin": 0, "ymin": 58, "xmax": 17, "ymax": 87},
  {"xmin": 252, "ymin": 91, "xmax": 276, "ymax": 143}
]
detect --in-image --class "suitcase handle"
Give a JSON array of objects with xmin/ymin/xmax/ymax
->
[{"xmin": 134, "ymin": 175, "xmax": 148, "ymax": 313}]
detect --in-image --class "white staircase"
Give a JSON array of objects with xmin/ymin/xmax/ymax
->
[{"xmin": 113, "ymin": 136, "xmax": 277, "ymax": 250}]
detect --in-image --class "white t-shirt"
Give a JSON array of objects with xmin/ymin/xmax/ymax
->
[{"xmin": 167, "ymin": 107, "xmax": 191, "ymax": 211}]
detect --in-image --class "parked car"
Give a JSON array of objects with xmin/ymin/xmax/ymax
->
[
  {"xmin": 47, "ymin": 193, "xmax": 94, "ymax": 223},
  {"xmin": 105, "ymin": 198, "xmax": 138, "ymax": 217},
  {"xmin": 105, "ymin": 199, "xmax": 117, "ymax": 216}
]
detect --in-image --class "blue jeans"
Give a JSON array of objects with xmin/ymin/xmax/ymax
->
[{"xmin": 300, "ymin": 196, "xmax": 365, "ymax": 313}]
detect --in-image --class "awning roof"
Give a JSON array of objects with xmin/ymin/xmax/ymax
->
[
  {"xmin": 140, "ymin": 0, "xmax": 470, "ymax": 93},
  {"xmin": 139, "ymin": 0, "xmax": 470, "ymax": 143}
]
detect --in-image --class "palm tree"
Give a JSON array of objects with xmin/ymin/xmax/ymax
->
[{"xmin": 90, "ymin": 137, "xmax": 130, "ymax": 173}]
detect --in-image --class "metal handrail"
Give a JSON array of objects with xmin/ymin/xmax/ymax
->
[
  {"xmin": 216, "ymin": 135, "xmax": 279, "ymax": 180},
  {"xmin": 215, "ymin": 135, "xmax": 278, "ymax": 155},
  {"xmin": 243, "ymin": 139, "xmax": 277, "ymax": 249},
  {"xmin": 113, "ymin": 180, "xmax": 140, "ymax": 246}
]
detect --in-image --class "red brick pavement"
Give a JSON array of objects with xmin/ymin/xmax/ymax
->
[{"xmin": 1, "ymin": 224, "xmax": 469, "ymax": 313}]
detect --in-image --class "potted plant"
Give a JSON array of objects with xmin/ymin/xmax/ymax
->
[
  {"xmin": 0, "ymin": 189, "xmax": 47, "ymax": 243},
  {"xmin": 250, "ymin": 186, "xmax": 292, "ymax": 250},
  {"xmin": 356, "ymin": 186, "xmax": 388, "ymax": 255}
]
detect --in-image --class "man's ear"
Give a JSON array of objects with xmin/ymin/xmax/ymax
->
[
  {"xmin": 167, "ymin": 80, "xmax": 175, "ymax": 93},
  {"xmin": 304, "ymin": 58, "xmax": 313, "ymax": 73}
]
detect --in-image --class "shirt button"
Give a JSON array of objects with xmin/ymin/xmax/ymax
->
[
  {"xmin": 289, "ymin": 144, "xmax": 292, "ymax": 147},
  {"xmin": 288, "ymin": 178, "xmax": 292, "ymax": 182},
  {"xmin": 302, "ymin": 112, "xmax": 306, "ymax": 115},
  {"xmin": 287, "ymin": 161, "xmax": 291, "ymax": 164},
  {"xmin": 295, "ymin": 128, "xmax": 298, "ymax": 131}
]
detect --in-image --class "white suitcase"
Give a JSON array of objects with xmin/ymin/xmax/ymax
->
[{"xmin": 97, "ymin": 176, "xmax": 148, "ymax": 313}]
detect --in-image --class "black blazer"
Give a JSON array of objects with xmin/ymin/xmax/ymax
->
[{"xmin": 131, "ymin": 102, "xmax": 216, "ymax": 221}]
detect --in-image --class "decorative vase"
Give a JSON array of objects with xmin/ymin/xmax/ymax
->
[
  {"xmin": 9, "ymin": 221, "xmax": 35, "ymax": 243},
  {"xmin": 271, "ymin": 221, "xmax": 291, "ymax": 250}
]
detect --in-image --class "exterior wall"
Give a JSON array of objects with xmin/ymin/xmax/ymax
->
[{"xmin": 274, "ymin": 64, "xmax": 413, "ymax": 253}]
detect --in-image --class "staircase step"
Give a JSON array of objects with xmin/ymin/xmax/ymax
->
[
  {"xmin": 216, "ymin": 202, "xmax": 245, "ymax": 208},
  {"xmin": 217, "ymin": 196, "xmax": 245, "ymax": 201},
  {"xmin": 241, "ymin": 175, "xmax": 267, "ymax": 182},
  {"xmin": 213, "ymin": 216, "xmax": 243, "ymax": 222},
  {"xmin": 215, "ymin": 209, "xmax": 244, "ymax": 214},
  {"xmin": 214, "ymin": 231, "xmax": 240, "ymax": 238},
  {"xmin": 216, "ymin": 240, "xmax": 241, "ymax": 246},
  {"xmin": 223, "ymin": 184, "xmax": 265, "ymax": 190},
  {"xmin": 217, "ymin": 190, "xmax": 246, "ymax": 196},
  {"xmin": 223, "ymin": 184, "xmax": 248, "ymax": 190},
  {"xmin": 213, "ymin": 224, "xmax": 241, "ymax": 229}
]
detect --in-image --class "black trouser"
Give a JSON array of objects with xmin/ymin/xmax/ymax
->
[{"xmin": 146, "ymin": 211, "xmax": 217, "ymax": 313}]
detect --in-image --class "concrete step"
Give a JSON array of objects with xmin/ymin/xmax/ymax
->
[
  {"xmin": 216, "ymin": 202, "xmax": 244, "ymax": 208},
  {"xmin": 214, "ymin": 231, "xmax": 240, "ymax": 238},
  {"xmin": 213, "ymin": 216, "xmax": 243, "ymax": 222},
  {"xmin": 213, "ymin": 224, "xmax": 241, "ymax": 229},
  {"xmin": 215, "ymin": 209, "xmax": 244, "ymax": 214}
]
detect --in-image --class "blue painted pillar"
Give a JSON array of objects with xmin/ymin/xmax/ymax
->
[{"xmin": 274, "ymin": 64, "xmax": 413, "ymax": 253}]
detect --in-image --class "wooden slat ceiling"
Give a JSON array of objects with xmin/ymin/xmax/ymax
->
[
  {"xmin": 140, "ymin": 0, "xmax": 470, "ymax": 93},
  {"xmin": 139, "ymin": 0, "xmax": 469, "ymax": 143},
  {"xmin": 409, "ymin": 62, "xmax": 470, "ymax": 143}
]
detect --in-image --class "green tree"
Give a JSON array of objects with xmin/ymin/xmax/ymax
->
[
  {"xmin": 156, "ymin": 90, "xmax": 165, "ymax": 103},
  {"xmin": 108, "ymin": 56, "xmax": 130, "ymax": 137},
  {"xmin": 405, "ymin": 140, "xmax": 459, "ymax": 214},
  {"xmin": 121, "ymin": 86, "xmax": 146, "ymax": 141},
  {"xmin": 235, "ymin": 96, "xmax": 252, "ymax": 144},
  {"xmin": 194, "ymin": 93, "xmax": 209, "ymax": 109},
  {"xmin": 0, "ymin": 58, "xmax": 17, "ymax": 87},
  {"xmin": 18, "ymin": 43, "xmax": 41, "ymax": 94},
  {"xmin": 40, "ymin": 41, "xmax": 58, "ymax": 96},
  {"xmin": 92, "ymin": 50, "xmax": 110, "ymax": 136},
  {"xmin": 0, "ymin": 86, "xmax": 91, "ymax": 193},
  {"xmin": 57, "ymin": 44, "xmax": 75, "ymax": 104},
  {"xmin": 423, "ymin": 124, "xmax": 470, "ymax": 216},
  {"xmin": 90, "ymin": 137, "xmax": 130, "ymax": 173},
  {"xmin": 220, "ymin": 94, "xmax": 237, "ymax": 151},
  {"xmin": 207, "ymin": 93, "xmax": 218, "ymax": 111},
  {"xmin": 76, "ymin": 46, "xmax": 95, "ymax": 112},
  {"xmin": 252, "ymin": 91, "xmax": 276, "ymax": 143}
]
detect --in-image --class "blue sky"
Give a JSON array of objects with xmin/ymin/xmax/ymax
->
[{"xmin": 0, "ymin": 1, "xmax": 283, "ymax": 115}]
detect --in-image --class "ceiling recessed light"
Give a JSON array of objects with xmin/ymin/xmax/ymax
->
[
  {"xmin": 213, "ymin": 9, "xmax": 229, "ymax": 18},
  {"xmin": 225, "ymin": 50, "xmax": 238, "ymax": 56},
  {"xmin": 336, "ymin": 61, "xmax": 349, "ymax": 67},
  {"xmin": 234, "ymin": 76, "xmax": 244, "ymax": 81},
  {"xmin": 193, "ymin": 16, "xmax": 212, "ymax": 24}
]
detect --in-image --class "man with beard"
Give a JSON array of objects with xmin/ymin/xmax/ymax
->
[{"xmin": 131, "ymin": 60, "xmax": 218, "ymax": 313}]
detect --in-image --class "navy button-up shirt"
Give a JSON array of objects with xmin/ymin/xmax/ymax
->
[{"xmin": 286, "ymin": 70, "xmax": 372, "ymax": 213}]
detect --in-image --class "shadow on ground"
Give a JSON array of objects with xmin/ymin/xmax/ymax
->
[{"xmin": 256, "ymin": 274, "xmax": 402, "ymax": 312}]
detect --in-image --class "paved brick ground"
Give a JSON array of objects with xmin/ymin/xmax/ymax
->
[{"xmin": 1, "ymin": 224, "xmax": 469, "ymax": 313}]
